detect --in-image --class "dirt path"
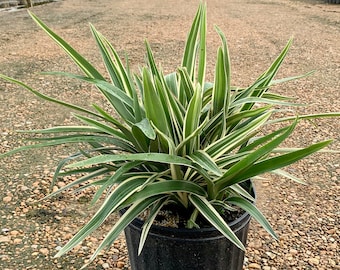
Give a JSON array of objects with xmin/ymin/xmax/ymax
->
[{"xmin": 0, "ymin": 0, "xmax": 339, "ymax": 269}]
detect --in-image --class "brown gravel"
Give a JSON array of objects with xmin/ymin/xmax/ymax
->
[{"xmin": 0, "ymin": 0, "xmax": 339, "ymax": 269}]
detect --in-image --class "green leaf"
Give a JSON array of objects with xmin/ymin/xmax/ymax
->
[
  {"xmin": 55, "ymin": 176, "xmax": 148, "ymax": 258},
  {"xmin": 211, "ymin": 25, "xmax": 232, "ymax": 126},
  {"xmin": 43, "ymin": 167, "xmax": 110, "ymax": 201},
  {"xmin": 28, "ymin": 11, "xmax": 103, "ymax": 79},
  {"xmin": 183, "ymin": 83, "xmax": 203, "ymax": 154},
  {"xmin": 138, "ymin": 198, "xmax": 169, "ymax": 254},
  {"xmin": 164, "ymin": 72, "xmax": 179, "ymax": 96},
  {"xmin": 271, "ymin": 71, "xmax": 315, "ymax": 86},
  {"xmin": 221, "ymin": 140, "xmax": 332, "ymax": 187},
  {"xmin": 90, "ymin": 24, "xmax": 136, "ymax": 98},
  {"xmin": 181, "ymin": 3, "xmax": 203, "ymax": 80},
  {"xmin": 176, "ymin": 117, "xmax": 208, "ymax": 155},
  {"xmin": 229, "ymin": 184, "xmax": 255, "ymax": 202},
  {"xmin": 224, "ymin": 105, "xmax": 273, "ymax": 131},
  {"xmin": 154, "ymin": 76, "xmax": 177, "ymax": 142},
  {"xmin": 189, "ymin": 150, "xmax": 222, "ymax": 177},
  {"xmin": 85, "ymin": 196, "xmax": 165, "ymax": 267},
  {"xmin": 0, "ymin": 74, "xmax": 102, "ymax": 119},
  {"xmin": 216, "ymin": 152, "xmax": 250, "ymax": 169},
  {"xmin": 216, "ymin": 120, "xmax": 297, "ymax": 188},
  {"xmin": 92, "ymin": 104, "xmax": 142, "ymax": 150},
  {"xmin": 134, "ymin": 118, "xmax": 156, "ymax": 140},
  {"xmin": 142, "ymin": 68, "xmax": 169, "ymax": 136},
  {"xmin": 231, "ymin": 97, "xmax": 304, "ymax": 107},
  {"xmin": 178, "ymin": 67, "xmax": 194, "ymax": 106},
  {"xmin": 212, "ymin": 47, "xmax": 228, "ymax": 117},
  {"xmin": 145, "ymin": 40, "xmax": 161, "ymax": 79},
  {"xmin": 0, "ymin": 134, "xmax": 133, "ymax": 159},
  {"xmin": 66, "ymin": 153, "xmax": 193, "ymax": 169},
  {"xmin": 131, "ymin": 118, "xmax": 156, "ymax": 151},
  {"xmin": 215, "ymin": 25, "xmax": 231, "ymax": 96},
  {"xmin": 125, "ymin": 180, "xmax": 207, "ymax": 204},
  {"xmin": 19, "ymin": 126, "xmax": 103, "ymax": 134},
  {"xmin": 206, "ymin": 111, "xmax": 272, "ymax": 158},
  {"xmin": 73, "ymin": 114, "xmax": 125, "ymax": 138},
  {"xmin": 268, "ymin": 112, "xmax": 340, "ymax": 125},
  {"xmin": 155, "ymin": 74, "xmax": 184, "ymax": 146},
  {"xmin": 189, "ymin": 194, "xmax": 245, "ymax": 250},
  {"xmin": 259, "ymin": 39, "xmax": 293, "ymax": 84},
  {"xmin": 45, "ymin": 72, "xmax": 136, "ymax": 123},
  {"xmin": 238, "ymin": 125, "xmax": 290, "ymax": 153},
  {"xmin": 226, "ymin": 196, "xmax": 277, "ymax": 239},
  {"xmin": 272, "ymin": 169, "xmax": 307, "ymax": 185},
  {"xmin": 197, "ymin": 2, "xmax": 207, "ymax": 86}
]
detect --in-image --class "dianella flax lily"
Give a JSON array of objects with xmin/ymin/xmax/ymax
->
[{"xmin": 1, "ymin": 3, "xmax": 339, "ymax": 267}]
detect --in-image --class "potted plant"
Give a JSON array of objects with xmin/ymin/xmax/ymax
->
[{"xmin": 1, "ymin": 3, "xmax": 339, "ymax": 270}]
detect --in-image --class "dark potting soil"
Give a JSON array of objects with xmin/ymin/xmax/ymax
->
[{"xmin": 140, "ymin": 203, "xmax": 246, "ymax": 229}]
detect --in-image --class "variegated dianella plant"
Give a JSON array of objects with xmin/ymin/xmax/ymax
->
[{"xmin": 1, "ymin": 3, "xmax": 339, "ymax": 268}]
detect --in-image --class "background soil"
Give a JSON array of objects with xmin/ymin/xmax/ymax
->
[{"xmin": 0, "ymin": 0, "xmax": 339, "ymax": 269}]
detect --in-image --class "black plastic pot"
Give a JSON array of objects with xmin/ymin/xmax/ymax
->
[{"xmin": 124, "ymin": 202, "xmax": 252, "ymax": 270}]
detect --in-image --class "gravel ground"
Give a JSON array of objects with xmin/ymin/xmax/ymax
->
[{"xmin": 0, "ymin": 0, "xmax": 339, "ymax": 269}]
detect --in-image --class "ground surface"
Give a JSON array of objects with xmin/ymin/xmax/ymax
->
[{"xmin": 0, "ymin": 0, "xmax": 339, "ymax": 269}]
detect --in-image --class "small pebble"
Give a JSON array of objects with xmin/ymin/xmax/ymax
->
[
  {"xmin": 116, "ymin": 261, "xmax": 125, "ymax": 268},
  {"xmin": 102, "ymin": 263, "xmax": 110, "ymax": 269},
  {"xmin": 0, "ymin": 236, "xmax": 11, "ymax": 243},
  {"xmin": 289, "ymin": 248, "xmax": 298, "ymax": 255},
  {"xmin": 248, "ymin": 262, "xmax": 261, "ymax": 269},
  {"xmin": 308, "ymin": 257, "xmax": 320, "ymax": 265},
  {"xmin": 57, "ymin": 181, "xmax": 66, "ymax": 188},
  {"xmin": 20, "ymin": 185, "xmax": 30, "ymax": 191},
  {"xmin": 3, "ymin": 196, "xmax": 12, "ymax": 203},
  {"xmin": 13, "ymin": 238, "xmax": 22, "ymax": 244},
  {"xmin": 10, "ymin": 230, "xmax": 19, "ymax": 236},
  {"xmin": 39, "ymin": 248, "xmax": 49, "ymax": 256}
]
